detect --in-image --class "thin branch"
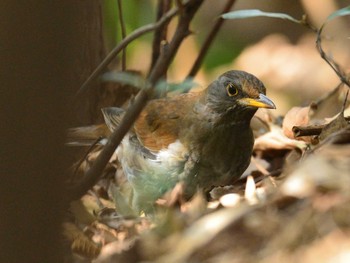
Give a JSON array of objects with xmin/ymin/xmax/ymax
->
[
  {"xmin": 67, "ymin": 90, "xmax": 149, "ymax": 200},
  {"xmin": 175, "ymin": 0, "xmax": 184, "ymax": 13},
  {"xmin": 299, "ymin": 14, "xmax": 318, "ymax": 33},
  {"xmin": 148, "ymin": 0, "xmax": 204, "ymax": 83},
  {"xmin": 68, "ymin": 0, "xmax": 204, "ymax": 200},
  {"xmin": 316, "ymin": 26, "xmax": 350, "ymax": 89},
  {"xmin": 300, "ymin": 15, "xmax": 350, "ymax": 91},
  {"xmin": 75, "ymin": 6, "xmax": 178, "ymax": 99},
  {"xmin": 151, "ymin": 0, "xmax": 171, "ymax": 69},
  {"xmin": 293, "ymin": 115, "xmax": 350, "ymax": 138},
  {"xmin": 188, "ymin": 0, "xmax": 236, "ymax": 78},
  {"xmin": 71, "ymin": 136, "xmax": 103, "ymax": 181},
  {"xmin": 117, "ymin": 0, "xmax": 127, "ymax": 70},
  {"xmin": 292, "ymin": 125, "xmax": 324, "ymax": 137}
]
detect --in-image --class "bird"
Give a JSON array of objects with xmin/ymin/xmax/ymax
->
[{"xmin": 102, "ymin": 70, "xmax": 275, "ymax": 212}]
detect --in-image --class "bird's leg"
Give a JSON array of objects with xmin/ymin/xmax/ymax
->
[{"xmin": 181, "ymin": 150, "xmax": 201, "ymax": 198}]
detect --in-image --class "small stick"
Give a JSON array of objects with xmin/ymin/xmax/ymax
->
[
  {"xmin": 316, "ymin": 23, "xmax": 350, "ymax": 89},
  {"xmin": 72, "ymin": 136, "xmax": 104, "ymax": 180},
  {"xmin": 293, "ymin": 116, "xmax": 350, "ymax": 137},
  {"xmin": 292, "ymin": 125, "xmax": 324, "ymax": 137},
  {"xmin": 187, "ymin": 0, "xmax": 237, "ymax": 78},
  {"xmin": 75, "ymin": 6, "xmax": 178, "ymax": 98},
  {"xmin": 117, "ymin": 0, "xmax": 127, "ymax": 70},
  {"xmin": 150, "ymin": 0, "xmax": 171, "ymax": 69}
]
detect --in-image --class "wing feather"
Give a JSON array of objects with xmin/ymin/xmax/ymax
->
[
  {"xmin": 134, "ymin": 92, "xmax": 200, "ymax": 152},
  {"xmin": 101, "ymin": 107, "xmax": 125, "ymax": 132}
]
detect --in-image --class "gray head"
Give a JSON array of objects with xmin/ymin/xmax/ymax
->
[{"xmin": 204, "ymin": 70, "xmax": 275, "ymax": 122}]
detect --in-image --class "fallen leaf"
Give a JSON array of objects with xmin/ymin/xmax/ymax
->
[{"xmin": 283, "ymin": 106, "xmax": 310, "ymax": 140}]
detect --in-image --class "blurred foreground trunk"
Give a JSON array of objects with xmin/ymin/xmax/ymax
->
[
  {"xmin": 72, "ymin": 1, "xmax": 106, "ymax": 125},
  {"xmin": 0, "ymin": 1, "xmax": 90, "ymax": 262}
]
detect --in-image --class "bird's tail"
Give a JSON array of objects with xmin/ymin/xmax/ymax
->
[{"xmin": 66, "ymin": 124, "xmax": 110, "ymax": 146}]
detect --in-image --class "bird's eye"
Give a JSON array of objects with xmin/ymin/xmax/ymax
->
[{"xmin": 226, "ymin": 83, "xmax": 238, "ymax": 97}]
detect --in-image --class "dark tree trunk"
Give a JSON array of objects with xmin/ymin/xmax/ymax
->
[
  {"xmin": 0, "ymin": 1, "xmax": 105, "ymax": 262},
  {"xmin": 71, "ymin": 1, "xmax": 106, "ymax": 125}
]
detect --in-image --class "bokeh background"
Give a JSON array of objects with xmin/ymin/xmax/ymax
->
[{"xmin": 102, "ymin": 0, "xmax": 350, "ymax": 116}]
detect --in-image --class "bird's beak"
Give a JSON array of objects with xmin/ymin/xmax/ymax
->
[{"xmin": 239, "ymin": 93, "xmax": 276, "ymax": 109}]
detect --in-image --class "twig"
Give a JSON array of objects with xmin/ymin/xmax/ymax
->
[
  {"xmin": 292, "ymin": 125, "xmax": 324, "ymax": 137},
  {"xmin": 148, "ymin": 0, "xmax": 204, "ymax": 83},
  {"xmin": 89, "ymin": 190, "xmax": 105, "ymax": 210},
  {"xmin": 75, "ymin": 6, "xmax": 178, "ymax": 98},
  {"xmin": 188, "ymin": 0, "xmax": 236, "ymax": 78},
  {"xmin": 72, "ymin": 136, "xmax": 104, "ymax": 180},
  {"xmin": 293, "ymin": 116, "xmax": 350, "ymax": 137},
  {"xmin": 67, "ymin": 90, "xmax": 148, "ymax": 200},
  {"xmin": 250, "ymin": 156, "xmax": 269, "ymax": 176},
  {"xmin": 309, "ymin": 126, "xmax": 350, "ymax": 154},
  {"xmin": 316, "ymin": 25, "xmax": 350, "ymax": 89},
  {"xmin": 151, "ymin": 0, "xmax": 171, "ymax": 69},
  {"xmin": 117, "ymin": 0, "xmax": 127, "ymax": 71},
  {"xmin": 175, "ymin": 0, "xmax": 184, "ymax": 13},
  {"xmin": 299, "ymin": 15, "xmax": 349, "ymax": 88},
  {"xmin": 341, "ymin": 88, "xmax": 349, "ymax": 112},
  {"xmin": 299, "ymin": 14, "xmax": 318, "ymax": 33},
  {"xmin": 68, "ymin": 0, "xmax": 204, "ymax": 200}
]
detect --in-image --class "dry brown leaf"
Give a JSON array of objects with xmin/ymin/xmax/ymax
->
[
  {"xmin": 281, "ymin": 144, "xmax": 350, "ymax": 199},
  {"xmin": 153, "ymin": 205, "xmax": 255, "ymax": 263},
  {"xmin": 318, "ymin": 112, "xmax": 349, "ymax": 141},
  {"xmin": 283, "ymin": 86, "xmax": 349, "ymax": 143},
  {"xmin": 92, "ymin": 239, "xmax": 137, "ymax": 263},
  {"xmin": 70, "ymin": 197, "xmax": 98, "ymax": 225},
  {"xmin": 309, "ymin": 83, "xmax": 348, "ymax": 121},
  {"xmin": 255, "ymin": 125, "xmax": 304, "ymax": 151},
  {"xmin": 63, "ymin": 222, "xmax": 101, "ymax": 259},
  {"xmin": 282, "ymin": 106, "xmax": 310, "ymax": 140}
]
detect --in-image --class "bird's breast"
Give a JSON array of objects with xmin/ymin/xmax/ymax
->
[{"xmin": 194, "ymin": 123, "xmax": 254, "ymax": 185}]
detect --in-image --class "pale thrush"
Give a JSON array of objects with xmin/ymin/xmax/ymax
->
[{"xmin": 102, "ymin": 70, "xmax": 275, "ymax": 212}]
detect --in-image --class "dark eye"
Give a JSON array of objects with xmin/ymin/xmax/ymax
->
[{"xmin": 226, "ymin": 83, "xmax": 238, "ymax": 96}]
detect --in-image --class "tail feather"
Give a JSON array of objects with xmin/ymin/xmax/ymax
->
[{"xmin": 66, "ymin": 124, "xmax": 110, "ymax": 146}]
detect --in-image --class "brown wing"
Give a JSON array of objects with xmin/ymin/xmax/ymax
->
[{"xmin": 134, "ymin": 92, "xmax": 200, "ymax": 152}]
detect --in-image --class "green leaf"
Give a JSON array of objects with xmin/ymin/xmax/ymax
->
[
  {"xmin": 155, "ymin": 78, "xmax": 197, "ymax": 95},
  {"xmin": 326, "ymin": 5, "xmax": 350, "ymax": 21},
  {"xmin": 320, "ymin": 5, "xmax": 350, "ymax": 32},
  {"xmin": 101, "ymin": 71, "xmax": 146, "ymax": 89},
  {"xmin": 222, "ymin": 9, "xmax": 300, "ymax": 24},
  {"xmin": 101, "ymin": 72, "xmax": 197, "ymax": 96}
]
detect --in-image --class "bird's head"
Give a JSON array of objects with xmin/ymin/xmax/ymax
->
[{"xmin": 204, "ymin": 70, "xmax": 275, "ymax": 123}]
